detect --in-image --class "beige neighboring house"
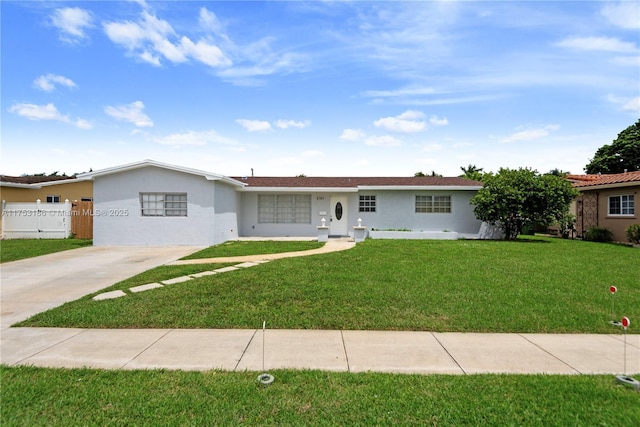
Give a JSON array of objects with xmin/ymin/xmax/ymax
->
[
  {"xmin": 570, "ymin": 171, "xmax": 640, "ymax": 242},
  {"xmin": 0, "ymin": 175, "xmax": 93, "ymax": 203},
  {"xmin": 1, "ymin": 175, "xmax": 94, "ymax": 237}
]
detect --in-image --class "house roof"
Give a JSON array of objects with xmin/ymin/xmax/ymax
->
[
  {"xmin": 572, "ymin": 171, "xmax": 640, "ymax": 190},
  {"xmin": 233, "ymin": 176, "xmax": 483, "ymax": 191},
  {"xmin": 78, "ymin": 159, "xmax": 247, "ymax": 187},
  {"xmin": 0, "ymin": 175, "xmax": 76, "ymax": 184}
]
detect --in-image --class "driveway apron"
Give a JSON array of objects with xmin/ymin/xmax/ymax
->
[{"xmin": 0, "ymin": 246, "xmax": 202, "ymax": 329}]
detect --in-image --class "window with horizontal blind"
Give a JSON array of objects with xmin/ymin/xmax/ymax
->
[
  {"xmin": 140, "ymin": 193, "xmax": 187, "ymax": 217},
  {"xmin": 415, "ymin": 195, "xmax": 451, "ymax": 213},
  {"xmin": 258, "ymin": 194, "xmax": 311, "ymax": 223}
]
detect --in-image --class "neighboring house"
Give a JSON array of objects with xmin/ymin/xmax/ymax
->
[
  {"xmin": 79, "ymin": 160, "xmax": 484, "ymax": 246},
  {"xmin": 571, "ymin": 171, "xmax": 640, "ymax": 242},
  {"xmin": 1, "ymin": 175, "xmax": 94, "ymax": 238},
  {"xmin": 0, "ymin": 175, "xmax": 93, "ymax": 203}
]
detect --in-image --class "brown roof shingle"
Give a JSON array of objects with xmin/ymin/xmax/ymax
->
[
  {"xmin": 231, "ymin": 176, "xmax": 482, "ymax": 188},
  {"xmin": 0, "ymin": 175, "xmax": 76, "ymax": 184},
  {"xmin": 572, "ymin": 171, "xmax": 640, "ymax": 188}
]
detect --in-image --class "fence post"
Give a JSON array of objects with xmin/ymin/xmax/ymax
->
[
  {"xmin": 1, "ymin": 200, "xmax": 5, "ymax": 239},
  {"xmin": 64, "ymin": 199, "xmax": 71, "ymax": 238},
  {"xmin": 36, "ymin": 199, "xmax": 41, "ymax": 235}
]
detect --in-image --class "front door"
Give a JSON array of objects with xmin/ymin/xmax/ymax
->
[{"xmin": 329, "ymin": 196, "xmax": 348, "ymax": 236}]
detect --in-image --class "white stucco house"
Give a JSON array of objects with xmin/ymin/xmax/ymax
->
[{"xmin": 79, "ymin": 160, "xmax": 485, "ymax": 246}]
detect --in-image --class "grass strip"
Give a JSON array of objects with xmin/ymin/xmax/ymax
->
[
  {"xmin": 180, "ymin": 240, "xmax": 324, "ymax": 259},
  {"xmin": 0, "ymin": 239, "xmax": 92, "ymax": 263},
  {"xmin": 2, "ymin": 366, "xmax": 638, "ymax": 426},
  {"xmin": 18, "ymin": 237, "xmax": 640, "ymax": 333}
]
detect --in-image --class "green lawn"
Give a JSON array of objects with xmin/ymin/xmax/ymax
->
[
  {"xmin": 0, "ymin": 239, "xmax": 93, "ymax": 263},
  {"xmin": 2, "ymin": 367, "xmax": 638, "ymax": 426},
  {"xmin": 181, "ymin": 240, "xmax": 323, "ymax": 259},
  {"xmin": 18, "ymin": 237, "xmax": 640, "ymax": 333}
]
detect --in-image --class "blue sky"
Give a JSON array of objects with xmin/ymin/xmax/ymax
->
[{"xmin": 2, "ymin": 0, "xmax": 639, "ymax": 177}]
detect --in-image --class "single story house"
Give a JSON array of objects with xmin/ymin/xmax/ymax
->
[
  {"xmin": 571, "ymin": 171, "xmax": 639, "ymax": 242},
  {"xmin": 0, "ymin": 175, "xmax": 93, "ymax": 203},
  {"xmin": 78, "ymin": 159, "xmax": 485, "ymax": 246}
]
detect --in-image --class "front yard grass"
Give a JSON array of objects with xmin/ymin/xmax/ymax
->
[
  {"xmin": 2, "ymin": 367, "xmax": 638, "ymax": 426},
  {"xmin": 181, "ymin": 240, "xmax": 323, "ymax": 259},
  {"xmin": 0, "ymin": 239, "xmax": 92, "ymax": 263},
  {"xmin": 19, "ymin": 237, "xmax": 640, "ymax": 333}
]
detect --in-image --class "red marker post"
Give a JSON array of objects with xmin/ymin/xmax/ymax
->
[
  {"xmin": 609, "ymin": 286, "xmax": 620, "ymax": 326},
  {"xmin": 621, "ymin": 317, "xmax": 630, "ymax": 375}
]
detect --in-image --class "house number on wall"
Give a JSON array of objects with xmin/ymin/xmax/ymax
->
[{"xmin": 335, "ymin": 202, "xmax": 343, "ymax": 220}]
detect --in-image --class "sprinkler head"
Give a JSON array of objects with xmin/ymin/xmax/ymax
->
[{"xmin": 257, "ymin": 373, "xmax": 274, "ymax": 385}]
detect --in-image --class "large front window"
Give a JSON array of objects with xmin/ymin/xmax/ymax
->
[
  {"xmin": 140, "ymin": 193, "xmax": 187, "ymax": 217},
  {"xmin": 415, "ymin": 195, "xmax": 451, "ymax": 213},
  {"xmin": 258, "ymin": 194, "xmax": 311, "ymax": 223},
  {"xmin": 609, "ymin": 195, "xmax": 634, "ymax": 216}
]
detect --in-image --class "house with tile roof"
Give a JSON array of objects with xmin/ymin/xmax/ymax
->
[
  {"xmin": 572, "ymin": 171, "xmax": 640, "ymax": 242},
  {"xmin": 78, "ymin": 160, "xmax": 485, "ymax": 246}
]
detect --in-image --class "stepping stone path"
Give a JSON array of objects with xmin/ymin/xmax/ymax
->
[{"xmin": 92, "ymin": 260, "xmax": 269, "ymax": 301}]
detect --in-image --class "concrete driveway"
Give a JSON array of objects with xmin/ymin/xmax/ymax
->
[{"xmin": 0, "ymin": 245, "xmax": 202, "ymax": 329}]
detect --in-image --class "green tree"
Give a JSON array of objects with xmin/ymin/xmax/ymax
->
[
  {"xmin": 459, "ymin": 164, "xmax": 486, "ymax": 181},
  {"xmin": 471, "ymin": 168, "xmax": 578, "ymax": 240},
  {"xmin": 585, "ymin": 119, "xmax": 640, "ymax": 174}
]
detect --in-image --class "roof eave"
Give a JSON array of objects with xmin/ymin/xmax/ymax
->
[
  {"xmin": 237, "ymin": 186, "xmax": 358, "ymax": 193},
  {"xmin": 576, "ymin": 181, "xmax": 640, "ymax": 191},
  {"xmin": 357, "ymin": 185, "xmax": 483, "ymax": 191}
]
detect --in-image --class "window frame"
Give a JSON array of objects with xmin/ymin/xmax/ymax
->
[
  {"xmin": 359, "ymin": 195, "xmax": 376, "ymax": 213},
  {"xmin": 140, "ymin": 192, "xmax": 188, "ymax": 217},
  {"xmin": 46, "ymin": 195, "xmax": 61, "ymax": 203},
  {"xmin": 608, "ymin": 194, "xmax": 635, "ymax": 216},
  {"xmin": 415, "ymin": 194, "xmax": 452, "ymax": 213}
]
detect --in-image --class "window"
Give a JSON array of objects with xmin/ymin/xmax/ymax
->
[
  {"xmin": 258, "ymin": 194, "xmax": 311, "ymax": 223},
  {"xmin": 359, "ymin": 195, "xmax": 376, "ymax": 212},
  {"xmin": 609, "ymin": 195, "xmax": 634, "ymax": 216},
  {"xmin": 415, "ymin": 195, "xmax": 451, "ymax": 213},
  {"xmin": 140, "ymin": 193, "xmax": 187, "ymax": 217},
  {"xmin": 46, "ymin": 195, "xmax": 61, "ymax": 203}
]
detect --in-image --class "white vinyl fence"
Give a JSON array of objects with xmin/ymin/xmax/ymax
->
[{"xmin": 1, "ymin": 199, "xmax": 72, "ymax": 239}]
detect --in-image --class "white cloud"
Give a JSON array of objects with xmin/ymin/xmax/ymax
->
[
  {"xmin": 365, "ymin": 135, "xmax": 403, "ymax": 147},
  {"xmin": 500, "ymin": 125, "xmax": 559, "ymax": 143},
  {"xmin": 374, "ymin": 110, "xmax": 426, "ymax": 133},
  {"xmin": 340, "ymin": 129, "xmax": 366, "ymax": 141},
  {"xmin": 601, "ymin": 1, "xmax": 640, "ymax": 30},
  {"xmin": 154, "ymin": 129, "xmax": 237, "ymax": 146},
  {"xmin": 50, "ymin": 7, "xmax": 93, "ymax": 43},
  {"xmin": 236, "ymin": 119, "xmax": 272, "ymax": 132},
  {"xmin": 275, "ymin": 119, "xmax": 310, "ymax": 129},
  {"xmin": 429, "ymin": 115, "xmax": 449, "ymax": 126},
  {"xmin": 609, "ymin": 94, "xmax": 640, "ymax": 113},
  {"xmin": 556, "ymin": 36, "xmax": 637, "ymax": 53},
  {"xmin": 104, "ymin": 101, "xmax": 153, "ymax": 127},
  {"xmin": 103, "ymin": 9, "xmax": 230, "ymax": 68},
  {"xmin": 8, "ymin": 103, "xmax": 92, "ymax": 129},
  {"xmin": 33, "ymin": 74, "xmax": 77, "ymax": 92},
  {"xmin": 623, "ymin": 97, "xmax": 640, "ymax": 113}
]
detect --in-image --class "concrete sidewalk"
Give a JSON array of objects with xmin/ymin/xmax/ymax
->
[{"xmin": 2, "ymin": 327, "xmax": 638, "ymax": 375}]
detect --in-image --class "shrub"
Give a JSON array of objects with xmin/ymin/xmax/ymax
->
[
  {"xmin": 583, "ymin": 227, "xmax": 613, "ymax": 243},
  {"xmin": 626, "ymin": 224, "xmax": 640, "ymax": 245}
]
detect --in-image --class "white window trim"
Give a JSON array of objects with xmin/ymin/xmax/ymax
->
[
  {"xmin": 415, "ymin": 194, "xmax": 452, "ymax": 213},
  {"xmin": 140, "ymin": 193, "xmax": 188, "ymax": 217},
  {"xmin": 608, "ymin": 194, "xmax": 635, "ymax": 217},
  {"xmin": 258, "ymin": 194, "xmax": 311, "ymax": 224},
  {"xmin": 359, "ymin": 195, "xmax": 376, "ymax": 213}
]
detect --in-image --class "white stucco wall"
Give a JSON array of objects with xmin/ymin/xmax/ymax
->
[
  {"xmin": 347, "ymin": 190, "xmax": 481, "ymax": 234},
  {"xmin": 92, "ymin": 166, "xmax": 238, "ymax": 246},
  {"xmin": 237, "ymin": 189, "xmax": 482, "ymax": 237}
]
